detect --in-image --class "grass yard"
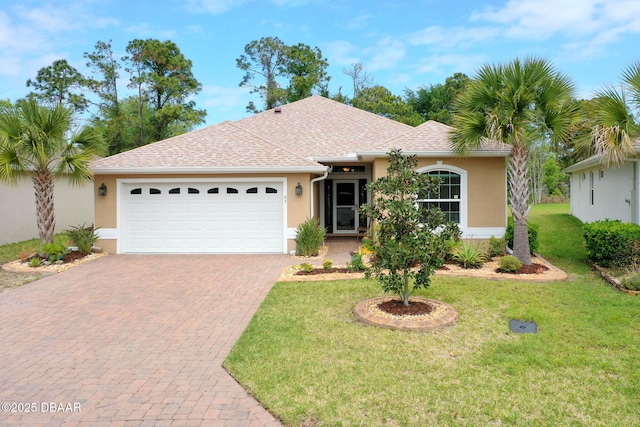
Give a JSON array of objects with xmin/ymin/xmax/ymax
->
[{"xmin": 224, "ymin": 203, "xmax": 640, "ymax": 426}]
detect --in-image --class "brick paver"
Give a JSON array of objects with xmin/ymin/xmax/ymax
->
[{"xmin": 0, "ymin": 254, "xmax": 291, "ymax": 426}]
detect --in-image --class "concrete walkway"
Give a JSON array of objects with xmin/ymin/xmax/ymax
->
[{"xmin": 0, "ymin": 254, "xmax": 292, "ymax": 426}]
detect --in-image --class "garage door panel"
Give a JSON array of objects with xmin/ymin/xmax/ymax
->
[{"xmin": 122, "ymin": 181, "xmax": 284, "ymax": 253}]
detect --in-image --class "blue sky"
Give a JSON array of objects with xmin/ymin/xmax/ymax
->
[{"xmin": 2, "ymin": 0, "xmax": 640, "ymax": 126}]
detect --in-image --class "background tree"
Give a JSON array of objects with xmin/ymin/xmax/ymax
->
[
  {"xmin": 450, "ymin": 58, "xmax": 578, "ymax": 265},
  {"xmin": 0, "ymin": 100, "xmax": 105, "ymax": 244},
  {"xmin": 405, "ymin": 72, "xmax": 470, "ymax": 125},
  {"xmin": 343, "ymin": 62, "xmax": 373, "ymax": 99},
  {"xmin": 124, "ymin": 39, "xmax": 206, "ymax": 142},
  {"xmin": 26, "ymin": 59, "xmax": 88, "ymax": 112},
  {"xmin": 237, "ymin": 37, "xmax": 330, "ymax": 112},
  {"xmin": 588, "ymin": 62, "xmax": 640, "ymax": 166},
  {"xmin": 236, "ymin": 36, "xmax": 288, "ymax": 112},
  {"xmin": 352, "ymin": 85, "xmax": 423, "ymax": 126},
  {"xmin": 281, "ymin": 43, "xmax": 330, "ymax": 103},
  {"xmin": 83, "ymin": 40, "xmax": 128, "ymax": 155},
  {"xmin": 361, "ymin": 149, "xmax": 460, "ymax": 306}
]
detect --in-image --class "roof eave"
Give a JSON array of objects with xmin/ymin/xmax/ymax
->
[
  {"xmin": 356, "ymin": 150, "xmax": 511, "ymax": 161},
  {"xmin": 92, "ymin": 166, "xmax": 329, "ymax": 175}
]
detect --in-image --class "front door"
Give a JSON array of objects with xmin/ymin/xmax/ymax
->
[{"xmin": 333, "ymin": 180, "xmax": 359, "ymax": 233}]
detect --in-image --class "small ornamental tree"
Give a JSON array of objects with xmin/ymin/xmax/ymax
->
[{"xmin": 361, "ymin": 149, "xmax": 461, "ymax": 306}]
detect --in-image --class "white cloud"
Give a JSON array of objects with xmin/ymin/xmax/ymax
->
[
  {"xmin": 408, "ymin": 25, "xmax": 499, "ymax": 48},
  {"xmin": 125, "ymin": 23, "xmax": 177, "ymax": 39},
  {"xmin": 413, "ymin": 53, "xmax": 491, "ymax": 77},
  {"xmin": 345, "ymin": 13, "xmax": 372, "ymax": 30},
  {"xmin": 366, "ymin": 37, "xmax": 405, "ymax": 71},
  {"xmin": 323, "ymin": 41, "xmax": 360, "ymax": 67},
  {"xmin": 187, "ymin": 0, "xmax": 307, "ymax": 14}
]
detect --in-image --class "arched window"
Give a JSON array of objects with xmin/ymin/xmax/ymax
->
[{"xmin": 416, "ymin": 165, "xmax": 466, "ymax": 226}]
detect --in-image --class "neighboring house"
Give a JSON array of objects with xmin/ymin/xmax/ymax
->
[
  {"xmin": 563, "ymin": 148, "xmax": 640, "ymax": 224},
  {"xmin": 0, "ymin": 176, "xmax": 94, "ymax": 245},
  {"xmin": 91, "ymin": 96, "xmax": 510, "ymax": 254}
]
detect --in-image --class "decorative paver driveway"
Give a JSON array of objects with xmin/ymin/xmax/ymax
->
[{"xmin": 0, "ymin": 254, "xmax": 291, "ymax": 426}]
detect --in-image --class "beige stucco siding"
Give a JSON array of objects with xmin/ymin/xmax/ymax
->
[{"xmin": 370, "ymin": 156, "xmax": 507, "ymax": 231}]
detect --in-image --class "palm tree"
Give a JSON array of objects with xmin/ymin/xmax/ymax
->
[
  {"xmin": 450, "ymin": 58, "xmax": 578, "ymax": 265},
  {"xmin": 589, "ymin": 62, "xmax": 640, "ymax": 166},
  {"xmin": 0, "ymin": 100, "xmax": 105, "ymax": 244}
]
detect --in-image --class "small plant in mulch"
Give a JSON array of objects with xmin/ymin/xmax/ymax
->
[
  {"xmin": 323, "ymin": 259, "xmax": 333, "ymax": 270},
  {"xmin": 497, "ymin": 255, "xmax": 522, "ymax": 273},
  {"xmin": 451, "ymin": 243, "xmax": 485, "ymax": 269},
  {"xmin": 347, "ymin": 251, "xmax": 366, "ymax": 272}
]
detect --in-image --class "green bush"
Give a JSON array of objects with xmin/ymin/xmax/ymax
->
[
  {"xmin": 295, "ymin": 218, "xmax": 326, "ymax": 257},
  {"xmin": 621, "ymin": 274, "xmax": 640, "ymax": 291},
  {"xmin": 299, "ymin": 263, "xmax": 314, "ymax": 273},
  {"xmin": 486, "ymin": 236, "xmax": 506, "ymax": 258},
  {"xmin": 323, "ymin": 259, "xmax": 333, "ymax": 270},
  {"xmin": 66, "ymin": 223, "xmax": 99, "ymax": 255},
  {"xmin": 505, "ymin": 217, "xmax": 539, "ymax": 254},
  {"xmin": 42, "ymin": 242, "xmax": 68, "ymax": 263},
  {"xmin": 582, "ymin": 220, "xmax": 640, "ymax": 267},
  {"xmin": 347, "ymin": 251, "xmax": 366, "ymax": 272},
  {"xmin": 499, "ymin": 255, "xmax": 522, "ymax": 272},
  {"xmin": 452, "ymin": 243, "xmax": 485, "ymax": 269}
]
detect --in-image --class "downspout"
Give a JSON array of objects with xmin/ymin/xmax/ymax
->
[{"xmin": 310, "ymin": 166, "xmax": 331, "ymax": 219}]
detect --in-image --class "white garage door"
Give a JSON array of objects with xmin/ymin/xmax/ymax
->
[{"xmin": 121, "ymin": 181, "xmax": 285, "ymax": 253}]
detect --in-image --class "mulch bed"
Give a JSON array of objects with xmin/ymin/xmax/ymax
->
[
  {"xmin": 497, "ymin": 263, "xmax": 549, "ymax": 274},
  {"xmin": 377, "ymin": 299, "xmax": 433, "ymax": 316}
]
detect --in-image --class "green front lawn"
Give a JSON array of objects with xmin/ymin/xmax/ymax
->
[
  {"xmin": 225, "ymin": 203, "xmax": 640, "ymax": 426},
  {"xmin": 0, "ymin": 234, "xmax": 69, "ymax": 264}
]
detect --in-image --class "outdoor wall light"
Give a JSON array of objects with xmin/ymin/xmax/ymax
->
[
  {"xmin": 98, "ymin": 183, "xmax": 107, "ymax": 197},
  {"xmin": 295, "ymin": 182, "xmax": 303, "ymax": 196}
]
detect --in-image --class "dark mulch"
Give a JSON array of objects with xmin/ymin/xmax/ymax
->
[
  {"xmin": 496, "ymin": 263, "xmax": 549, "ymax": 274},
  {"xmin": 62, "ymin": 251, "xmax": 87, "ymax": 263},
  {"xmin": 377, "ymin": 299, "xmax": 433, "ymax": 316}
]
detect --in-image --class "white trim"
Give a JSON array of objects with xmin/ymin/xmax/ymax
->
[
  {"xmin": 94, "ymin": 166, "xmax": 326, "ymax": 175},
  {"xmin": 116, "ymin": 177, "xmax": 288, "ymax": 254},
  {"xmin": 461, "ymin": 227, "xmax": 506, "ymax": 239},
  {"xmin": 96, "ymin": 228, "xmax": 118, "ymax": 240},
  {"xmin": 416, "ymin": 164, "xmax": 468, "ymax": 231}
]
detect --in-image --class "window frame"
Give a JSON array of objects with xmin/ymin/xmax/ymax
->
[{"xmin": 416, "ymin": 164, "xmax": 467, "ymax": 229}]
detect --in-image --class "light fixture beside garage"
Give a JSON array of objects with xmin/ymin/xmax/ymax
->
[
  {"xmin": 98, "ymin": 183, "xmax": 107, "ymax": 196},
  {"xmin": 295, "ymin": 182, "xmax": 303, "ymax": 196}
]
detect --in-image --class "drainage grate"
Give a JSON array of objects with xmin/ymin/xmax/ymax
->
[{"xmin": 509, "ymin": 319, "xmax": 537, "ymax": 334}]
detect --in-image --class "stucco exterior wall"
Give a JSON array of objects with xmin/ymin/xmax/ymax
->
[
  {"xmin": 0, "ymin": 176, "xmax": 94, "ymax": 245},
  {"xmin": 371, "ymin": 156, "xmax": 507, "ymax": 238},
  {"xmin": 568, "ymin": 161, "xmax": 636, "ymax": 224}
]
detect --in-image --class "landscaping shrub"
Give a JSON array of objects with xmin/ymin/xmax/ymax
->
[
  {"xmin": 582, "ymin": 220, "xmax": 640, "ymax": 267},
  {"xmin": 452, "ymin": 243, "xmax": 485, "ymax": 269},
  {"xmin": 621, "ymin": 274, "xmax": 640, "ymax": 291},
  {"xmin": 299, "ymin": 263, "xmax": 314, "ymax": 273},
  {"xmin": 323, "ymin": 259, "xmax": 333, "ymax": 270},
  {"xmin": 499, "ymin": 255, "xmax": 522, "ymax": 273},
  {"xmin": 295, "ymin": 218, "xmax": 326, "ymax": 257},
  {"xmin": 486, "ymin": 236, "xmax": 506, "ymax": 258},
  {"xmin": 505, "ymin": 217, "xmax": 539, "ymax": 254},
  {"xmin": 42, "ymin": 242, "xmax": 68, "ymax": 263},
  {"xmin": 347, "ymin": 251, "xmax": 366, "ymax": 272},
  {"xmin": 66, "ymin": 223, "xmax": 99, "ymax": 255}
]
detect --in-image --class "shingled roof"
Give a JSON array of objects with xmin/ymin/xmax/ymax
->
[
  {"xmin": 91, "ymin": 120, "xmax": 325, "ymax": 174},
  {"xmin": 92, "ymin": 95, "xmax": 509, "ymax": 174}
]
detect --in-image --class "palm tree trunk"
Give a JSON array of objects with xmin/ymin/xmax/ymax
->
[
  {"xmin": 32, "ymin": 170, "xmax": 56, "ymax": 244},
  {"xmin": 508, "ymin": 144, "xmax": 533, "ymax": 265}
]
